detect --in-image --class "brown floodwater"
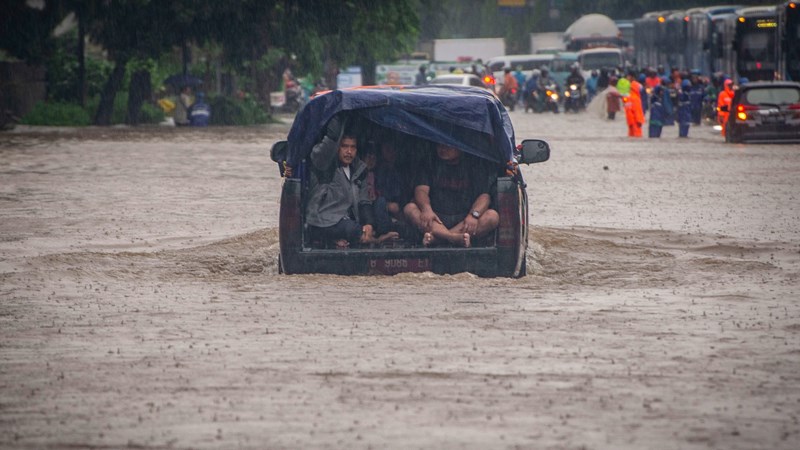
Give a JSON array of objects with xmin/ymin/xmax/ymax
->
[{"xmin": 1, "ymin": 114, "xmax": 799, "ymax": 449}]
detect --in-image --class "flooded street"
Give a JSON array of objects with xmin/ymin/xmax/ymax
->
[{"xmin": 2, "ymin": 113, "xmax": 799, "ymax": 449}]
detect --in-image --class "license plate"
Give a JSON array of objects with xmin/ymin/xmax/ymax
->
[
  {"xmin": 368, "ymin": 258, "xmax": 431, "ymax": 275},
  {"xmin": 761, "ymin": 115, "xmax": 783, "ymax": 124}
]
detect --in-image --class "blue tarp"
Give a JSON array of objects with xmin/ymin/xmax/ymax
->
[{"xmin": 286, "ymin": 85, "xmax": 516, "ymax": 167}]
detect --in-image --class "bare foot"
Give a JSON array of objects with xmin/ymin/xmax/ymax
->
[
  {"xmin": 422, "ymin": 232, "xmax": 434, "ymax": 247},
  {"xmin": 462, "ymin": 233, "xmax": 471, "ymax": 248},
  {"xmin": 335, "ymin": 239, "xmax": 349, "ymax": 249}
]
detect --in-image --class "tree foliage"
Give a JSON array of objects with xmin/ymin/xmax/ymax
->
[
  {"xmin": 3, "ymin": 0, "xmax": 777, "ymax": 126},
  {"xmin": 0, "ymin": 0, "xmax": 69, "ymax": 63}
]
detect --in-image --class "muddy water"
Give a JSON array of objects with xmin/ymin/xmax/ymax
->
[{"xmin": 1, "ymin": 116, "xmax": 799, "ymax": 449}]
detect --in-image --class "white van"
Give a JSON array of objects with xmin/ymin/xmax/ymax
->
[{"xmin": 486, "ymin": 54, "xmax": 555, "ymax": 87}]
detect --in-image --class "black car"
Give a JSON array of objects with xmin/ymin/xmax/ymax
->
[
  {"xmin": 723, "ymin": 81, "xmax": 800, "ymax": 143},
  {"xmin": 270, "ymin": 85, "xmax": 550, "ymax": 277}
]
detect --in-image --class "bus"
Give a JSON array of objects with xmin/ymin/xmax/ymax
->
[
  {"xmin": 709, "ymin": 11, "xmax": 739, "ymax": 77},
  {"xmin": 685, "ymin": 5, "xmax": 742, "ymax": 75},
  {"xmin": 734, "ymin": 5, "xmax": 779, "ymax": 81},
  {"xmin": 778, "ymin": 1, "xmax": 800, "ymax": 81},
  {"xmin": 634, "ymin": 10, "xmax": 681, "ymax": 71}
]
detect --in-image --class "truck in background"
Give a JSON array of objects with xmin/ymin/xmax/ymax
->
[
  {"xmin": 529, "ymin": 32, "xmax": 565, "ymax": 54},
  {"xmin": 563, "ymin": 14, "xmax": 625, "ymax": 51},
  {"xmin": 433, "ymin": 38, "xmax": 505, "ymax": 63}
]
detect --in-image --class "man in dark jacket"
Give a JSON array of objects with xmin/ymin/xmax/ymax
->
[{"xmin": 306, "ymin": 115, "xmax": 376, "ymax": 249}]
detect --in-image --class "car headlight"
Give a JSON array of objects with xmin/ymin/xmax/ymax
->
[{"xmin": 570, "ymin": 84, "xmax": 577, "ymax": 90}]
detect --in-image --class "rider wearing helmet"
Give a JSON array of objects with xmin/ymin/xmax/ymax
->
[
  {"xmin": 536, "ymin": 66, "xmax": 554, "ymax": 92},
  {"xmin": 566, "ymin": 63, "xmax": 584, "ymax": 88}
]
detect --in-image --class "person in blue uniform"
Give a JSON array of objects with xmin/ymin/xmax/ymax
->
[
  {"xmin": 677, "ymin": 79, "xmax": 692, "ymax": 138},
  {"xmin": 648, "ymin": 85, "xmax": 666, "ymax": 138},
  {"xmin": 189, "ymin": 92, "xmax": 211, "ymax": 127}
]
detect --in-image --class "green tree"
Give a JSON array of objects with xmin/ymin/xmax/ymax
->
[
  {"xmin": 208, "ymin": 1, "xmax": 420, "ymax": 105},
  {"xmin": 0, "ymin": 0, "xmax": 69, "ymax": 64},
  {"xmin": 87, "ymin": 0, "xmax": 211, "ymax": 125}
]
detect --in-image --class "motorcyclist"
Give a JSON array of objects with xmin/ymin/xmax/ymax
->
[
  {"xmin": 536, "ymin": 66, "xmax": 556, "ymax": 93},
  {"xmin": 536, "ymin": 67, "xmax": 558, "ymax": 113},
  {"xmin": 523, "ymin": 69, "xmax": 540, "ymax": 113},
  {"xmin": 565, "ymin": 63, "xmax": 585, "ymax": 112},
  {"xmin": 500, "ymin": 67, "xmax": 519, "ymax": 110},
  {"xmin": 566, "ymin": 63, "xmax": 585, "ymax": 89},
  {"xmin": 282, "ymin": 68, "xmax": 303, "ymax": 112},
  {"xmin": 513, "ymin": 65, "xmax": 526, "ymax": 103}
]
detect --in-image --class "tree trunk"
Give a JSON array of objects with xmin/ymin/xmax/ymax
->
[
  {"xmin": 126, "ymin": 70, "xmax": 151, "ymax": 126},
  {"xmin": 251, "ymin": 45, "xmax": 270, "ymax": 112},
  {"xmin": 182, "ymin": 41, "xmax": 191, "ymax": 76},
  {"xmin": 93, "ymin": 58, "xmax": 127, "ymax": 126},
  {"xmin": 76, "ymin": 4, "xmax": 86, "ymax": 107}
]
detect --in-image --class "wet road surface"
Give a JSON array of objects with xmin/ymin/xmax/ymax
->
[{"xmin": 1, "ymin": 113, "xmax": 799, "ymax": 449}]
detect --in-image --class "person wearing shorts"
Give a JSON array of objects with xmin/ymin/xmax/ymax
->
[{"xmin": 403, "ymin": 143, "xmax": 499, "ymax": 248}]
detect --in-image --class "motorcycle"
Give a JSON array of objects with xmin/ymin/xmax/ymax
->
[
  {"xmin": 524, "ymin": 89, "xmax": 538, "ymax": 113},
  {"xmin": 563, "ymin": 83, "xmax": 584, "ymax": 113},
  {"xmin": 500, "ymin": 86, "xmax": 517, "ymax": 112},
  {"xmin": 541, "ymin": 83, "xmax": 560, "ymax": 114},
  {"xmin": 283, "ymin": 81, "xmax": 304, "ymax": 113}
]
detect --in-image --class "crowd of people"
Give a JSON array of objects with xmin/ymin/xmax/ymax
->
[
  {"xmin": 591, "ymin": 65, "xmax": 740, "ymax": 139},
  {"xmin": 414, "ymin": 58, "xmax": 740, "ymax": 139}
]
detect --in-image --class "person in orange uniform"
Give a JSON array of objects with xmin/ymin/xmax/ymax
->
[
  {"xmin": 625, "ymin": 70, "xmax": 645, "ymax": 137},
  {"xmin": 716, "ymin": 79, "xmax": 735, "ymax": 136}
]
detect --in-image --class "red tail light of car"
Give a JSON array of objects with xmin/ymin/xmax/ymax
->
[
  {"xmin": 483, "ymin": 75, "xmax": 496, "ymax": 86},
  {"xmin": 736, "ymin": 104, "xmax": 759, "ymax": 120},
  {"xmin": 789, "ymin": 103, "xmax": 800, "ymax": 119}
]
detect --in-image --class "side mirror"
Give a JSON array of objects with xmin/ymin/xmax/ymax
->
[
  {"xmin": 270, "ymin": 140, "xmax": 289, "ymax": 176},
  {"xmin": 718, "ymin": 105, "xmax": 729, "ymax": 113},
  {"xmin": 518, "ymin": 139, "xmax": 550, "ymax": 164}
]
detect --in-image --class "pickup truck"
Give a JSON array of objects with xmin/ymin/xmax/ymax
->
[{"xmin": 270, "ymin": 85, "xmax": 549, "ymax": 277}]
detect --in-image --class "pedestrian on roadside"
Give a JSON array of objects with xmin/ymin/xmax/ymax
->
[
  {"xmin": 189, "ymin": 92, "xmax": 211, "ymax": 127},
  {"xmin": 677, "ymin": 79, "xmax": 692, "ymax": 138},
  {"xmin": 623, "ymin": 70, "xmax": 644, "ymax": 137},
  {"xmin": 689, "ymin": 71, "xmax": 705, "ymax": 125},
  {"xmin": 662, "ymin": 76, "xmax": 676, "ymax": 127},
  {"xmin": 648, "ymin": 85, "xmax": 666, "ymax": 138},
  {"xmin": 415, "ymin": 65, "xmax": 429, "ymax": 86},
  {"xmin": 586, "ymin": 70, "xmax": 599, "ymax": 102},
  {"xmin": 717, "ymin": 79, "xmax": 735, "ymax": 137},
  {"xmin": 606, "ymin": 76, "xmax": 622, "ymax": 120},
  {"xmin": 174, "ymin": 85, "xmax": 193, "ymax": 127}
]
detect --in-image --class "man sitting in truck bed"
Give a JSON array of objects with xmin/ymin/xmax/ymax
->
[
  {"xmin": 403, "ymin": 143, "xmax": 499, "ymax": 248},
  {"xmin": 305, "ymin": 115, "xmax": 399, "ymax": 249}
]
